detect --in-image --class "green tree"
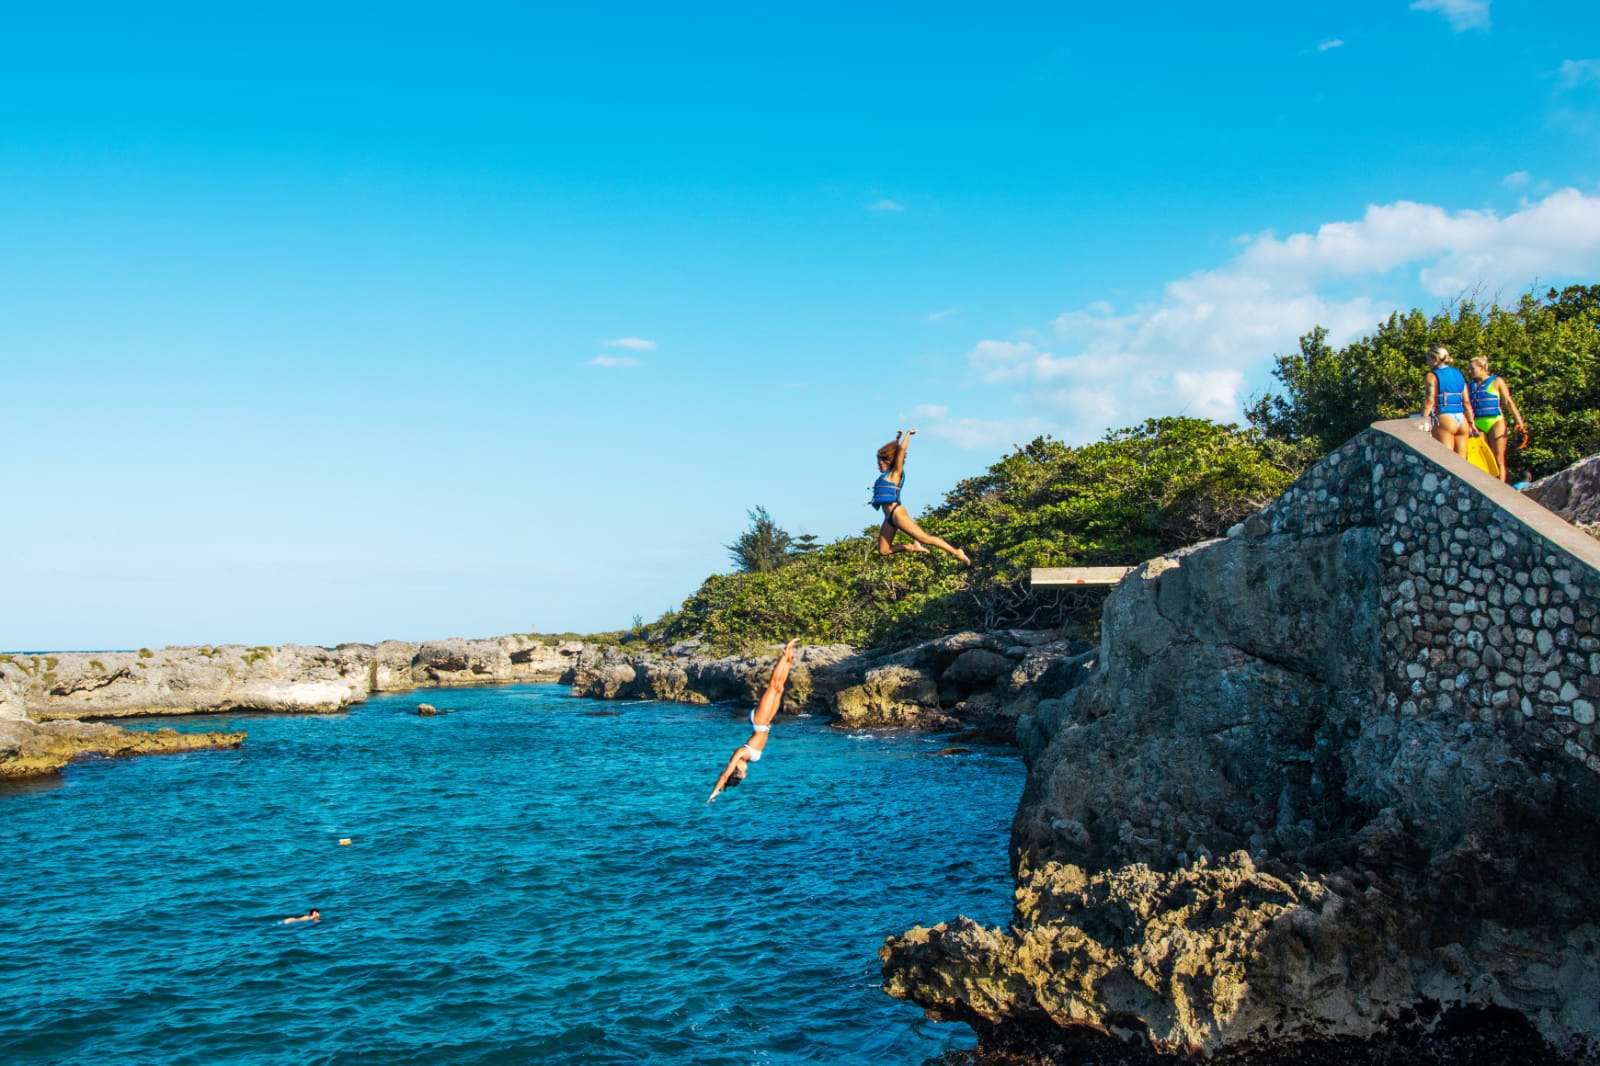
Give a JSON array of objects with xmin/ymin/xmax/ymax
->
[
  {"xmin": 790, "ymin": 532, "xmax": 823, "ymax": 558},
  {"xmin": 726, "ymin": 506, "xmax": 795, "ymax": 573}
]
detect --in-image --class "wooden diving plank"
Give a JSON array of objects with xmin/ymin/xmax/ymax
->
[{"xmin": 1030, "ymin": 566, "xmax": 1134, "ymax": 587}]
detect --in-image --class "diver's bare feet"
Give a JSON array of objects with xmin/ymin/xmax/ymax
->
[
  {"xmin": 905, "ymin": 542, "xmax": 931, "ymax": 554},
  {"xmin": 954, "ymin": 548, "xmax": 971, "ymax": 566}
]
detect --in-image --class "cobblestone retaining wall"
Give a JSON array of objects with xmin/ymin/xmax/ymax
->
[{"xmin": 1241, "ymin": 422, "xmax": 1600, "ymax": 774}]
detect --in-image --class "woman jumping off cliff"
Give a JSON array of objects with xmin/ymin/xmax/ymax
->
[
  {"xmin": 871, "ymin": 429, "xmax": 971, "ymax": 565},
  {"xmin": 707, "ymin": 640, "xmax": 799, "ymax": 803}
]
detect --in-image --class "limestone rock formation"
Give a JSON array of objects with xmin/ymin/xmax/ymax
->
[
  {"xmin": 568, "ymin": 630, "xmax": 1089, "ymax": 734},
  {"xmin": 884, "ymin": 424, "xmax": 1600, "ymax": 1061},
  {"xmin": 834, "ymin": 664, "xmax": 948, "ymax": 729},
  {"xmin": 0, "ymin": 717, "xmax": 245, "ymax": 779},
  {"xmin": 10, "ymin": 634, "xmax": 596, "ymax": 720},
  {"xmin": 1527, "ymin": 453, "xmax": 1600, "ymax": 537}
]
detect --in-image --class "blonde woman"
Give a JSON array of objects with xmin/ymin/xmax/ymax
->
[
  {"xmin": 707, "ymin": 639, "xmax": 799, "ymax": 802},
  {"xmin": 1422, "ymin": 346, "xmax": 1475, "ymax": 457},
  {"xmin": 1468, "ymin": 356, "xmax": 1526, "ymax": 483}
]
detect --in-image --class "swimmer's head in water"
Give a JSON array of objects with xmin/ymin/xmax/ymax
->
[{"xmin": 310, "ymin": 909, "xmax": 322, "ymax": 920}]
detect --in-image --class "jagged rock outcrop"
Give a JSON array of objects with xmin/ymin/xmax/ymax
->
[
  {"xmin": 8, "ymin": 635, "xmax": 595, "ymax": 720},
  {"xmin": 884, "ymin": 424, "xmax": 1600, "ymax": 1061},
  {"xmin": 569, "ymin": 629, "xmax": 1089, "ymax": 733},
  {"xmin": 0, "ymin": 659, "xmax": 26, "ymax": 721},
  {"xmin": 1528, "ymin": 453, "xmax": 1600, "ymax": 538},
  {"xmin": 834, "ymin": 664, "xmax": 949, "ymax": 728}
]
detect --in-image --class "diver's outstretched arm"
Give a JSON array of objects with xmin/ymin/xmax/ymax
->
[{"xmin": 708, "ymin": 751, "xmax": 742, "ymax": 803}]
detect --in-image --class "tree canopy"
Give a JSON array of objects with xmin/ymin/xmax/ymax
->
[{"xmin": 1246, "ymin": 290, "xmax": 1600, "ymax": 480}]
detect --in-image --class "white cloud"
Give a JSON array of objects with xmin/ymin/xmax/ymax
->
[
  {"xmin": 924, "ymin": 307, "xmax": 960, "ymax": 323},
  {"xmin": 1317, "ymin": 38, "xmax": 1345, "ymax": 52},
  {"xmin": 910, "ymin": 404, "xmax": 949, "ymax": 420},
  {"xmin": 868, "ymin": 198, "xmax": 906, "ymax": 213},
  {"xmin": 1503, "ymin": 170, "xmax": 1531, "ymax": 189},
  {"xmin": 1409, "ymin": 0, "xmax": 1490, "ymax": 31},
  {"xmin": 588, "ymin": 355, "xmax": 641, "ymax": 368},
  {"xmin": 954, "ymin": 188, "xmax": 1600, "ymax": 441},
  {"xmin": 605, "ymin": 337, "xmax": 657, "ymax": 351},
  {"xmin": 1559, "ymin": 59, "xmax": 1600, "ymax": 90},
  {"xmin": 923, "ymin": 414, "xmax": 1049, "ymax": 450}
]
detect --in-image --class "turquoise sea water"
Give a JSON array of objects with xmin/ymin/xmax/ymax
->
[{"xmin": 0, "ymin": 685, "xmax": 1023, "ymax": 1065}]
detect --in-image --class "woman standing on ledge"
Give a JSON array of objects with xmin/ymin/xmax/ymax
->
[
  {"xmin": 707, "ymin": 640, "xmax": 799, "ymax": 802},
  {"xmin": 871, "ymin": 428, "xmax": 971, "ymax": 565},
  {"xmin": 1422, "ymin": 346, "xmax": 1476, "ymax": 457},
  {"xmin": 1469, "ymin": 355, "xmax": 1526, "ymax": 483}
]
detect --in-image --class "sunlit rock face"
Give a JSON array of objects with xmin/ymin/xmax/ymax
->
[
  {"xmin": 568, "ymin": 631, "xmax": 1090, "ymax": 734},
  {"xmin": 885, "ymin": 428, "xmax": 1600, "ymax": 1062},
  {"xmin": 1527, "ymin": 453, "xmax": 1600, "ymax": 538}
]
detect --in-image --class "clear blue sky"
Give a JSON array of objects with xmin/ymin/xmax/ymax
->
[{"xmin": 5, "ymin": 1, "xmax": 1599, "ymax": 649}]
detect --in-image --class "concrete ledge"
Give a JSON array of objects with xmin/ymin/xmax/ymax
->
[
  {"xmin": 1031, "ymin": 566, "xmax": 1134, "ymax": 587},
  {"xmin": 1371, "ymin": 418, "xmax": 1600, "ymax": 577}
]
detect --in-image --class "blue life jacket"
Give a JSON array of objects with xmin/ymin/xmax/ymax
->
[
  {"xmin": 1469, "ymin": 374, "xmax": 1502, "ymax": 418},
  {"xmin": 1432, "ymin": 365, "xmax": 1467, "ymax": 414},
  {"xmin": 871, "ymin": 471, "xmax": 903, "ymax": 507}
]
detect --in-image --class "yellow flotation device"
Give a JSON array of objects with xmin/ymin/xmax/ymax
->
[{"xmin": 1466, "ymin": 436, "xmax": 1500, "ymax": 479}]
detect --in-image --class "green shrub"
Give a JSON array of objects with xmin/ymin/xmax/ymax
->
[{"xmin": 652, "ymin": 417, "xmax": 1299, "ymax": 649}]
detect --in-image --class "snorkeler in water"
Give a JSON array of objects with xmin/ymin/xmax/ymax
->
[
  {"xmin": 282, "ymin": 909, "xmax": 321, "ymax": 925},
  {"xmin": 707, "ymin": 639, "xmax": 798, "ymax": 803},
  {"xmin": 870, "ymin": 428, "xmax": 970, "ymax": 565}
]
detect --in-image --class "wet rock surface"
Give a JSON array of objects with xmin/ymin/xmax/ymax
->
[
  {"xmin": 886, "ymin": 428, "xmax": 1600, "ymax": 1061},
  {"xmin": 0, "ymin": 717, "xmax": 245, "ymax": 779}
]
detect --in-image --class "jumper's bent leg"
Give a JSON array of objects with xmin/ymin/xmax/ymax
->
[
  {"xmin": 890, "ymin": 506, "xmax": 970, "ymax": 565},
  {"xmin": 878, "ymin": 513, "xmax": 927, "ymax": 556}
]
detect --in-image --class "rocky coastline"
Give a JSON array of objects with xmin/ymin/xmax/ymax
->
[
  {"xmin": 9, "ymin": 421, "xmax": 1600, "ymax": 1062},
  {"xmin": 0, "ymin": 628, "xmax": 1086, "ymax": 779},
  {"xmin": 880, "ymin": 423, "xmax": 1600, "ymax": 1063}
]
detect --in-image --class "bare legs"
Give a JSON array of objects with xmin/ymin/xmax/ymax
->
[
  {"xmin": 877, "ymin": 514, "xmax": 929, "ymax": 556},
  {"xmin": 1432, "ymin": 414, "xmax": 1470, "ymax": 457},
  {"xmin": 876, "ymin": 505, "xmax": 970, "ymax": 565},
  {"xmin": 1488, "ymin": 424, "xmax": 1510, "ymax": 482},
  {"xmin": 751, "ymin": 639, "xmax": 798, "ymax": 729}
]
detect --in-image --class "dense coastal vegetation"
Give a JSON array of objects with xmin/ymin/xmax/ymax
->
[{"xmin": 642, "ymin": 287, "xmax": 1600, "ymax": 651}]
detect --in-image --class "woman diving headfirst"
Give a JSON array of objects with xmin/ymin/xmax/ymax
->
[
  {"xmin": 707, "ymin": 639, "xmax": 800, "ymax": 803},
  {"xmin": 871, "ymin": 429, "xmax": 971, "ymax": 565}
]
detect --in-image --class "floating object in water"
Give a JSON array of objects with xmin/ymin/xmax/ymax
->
[
  {"xmin": 930, "ymin": 747, "xmax": 971, "ymax": 757},
  {"xmin": 1466, "ymin": 436, "xmax": 1500, "ymax": 479},
  {"xmin": 338, "ymin": 838, "xmax": 352, "ymax": 846},
  {"xmin": 416, "ymin": 703, "xmax": 440, "ymax": 717}
]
